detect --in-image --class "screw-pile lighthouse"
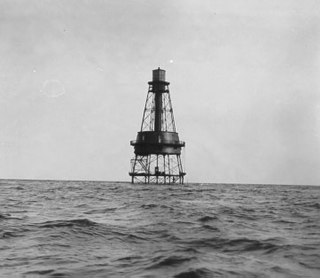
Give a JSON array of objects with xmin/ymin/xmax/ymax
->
[{"xmin": 129, "ymin": 68, "xmax": 186, "ymax": 184}]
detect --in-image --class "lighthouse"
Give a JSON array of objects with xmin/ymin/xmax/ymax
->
[{"xmin": 129, "ymin": 68, "xmax": 186, "ymax": 184}]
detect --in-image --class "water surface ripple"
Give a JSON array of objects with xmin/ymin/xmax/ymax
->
[{"xmin": 1, "ymin": 180, "xmax": 320, "ymax": 277}]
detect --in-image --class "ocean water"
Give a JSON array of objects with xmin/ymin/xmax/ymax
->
[{"xmin": 1, "ymin": 180, "xmax": 320, "ymax": 278}]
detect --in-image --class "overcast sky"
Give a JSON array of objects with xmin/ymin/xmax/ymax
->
[{"xmin": 0, "ymin": 0, "xmax": 319, "ymax": 185}]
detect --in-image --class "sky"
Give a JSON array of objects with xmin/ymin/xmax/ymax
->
[{"xmin": 0, "ymin": 0, "xmax": 319, "ymax": 185}]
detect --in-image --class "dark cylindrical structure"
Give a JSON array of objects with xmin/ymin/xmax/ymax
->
[
  {"xmin": 154, "ymin": 91, "xmax": 162, "ymax": 132},
  {"xmin": 153, "ymin": 68, "xmax": 165, "ymax": 132},
  {"xmin": 152, "ymin": 68, "xmax": 166, "ymax": 82}
]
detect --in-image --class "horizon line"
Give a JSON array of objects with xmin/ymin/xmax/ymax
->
[{"xmin": 0, "ymin": 178, "xmax": 318, "ymax": 187}]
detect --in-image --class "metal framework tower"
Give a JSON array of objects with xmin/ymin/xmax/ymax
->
[{"xmin": 129, "ymin": 68, "xmax": 186, "ymax": 184}]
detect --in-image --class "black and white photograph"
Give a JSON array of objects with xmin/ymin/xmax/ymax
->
[{"xmin": 1, "ymin": 0, "xmax": 320, "ymax": 277}]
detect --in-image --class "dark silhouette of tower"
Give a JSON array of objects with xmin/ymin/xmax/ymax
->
[{"xmin": 129, "ymin": 68, "xmax": 186, "ymax": 184}]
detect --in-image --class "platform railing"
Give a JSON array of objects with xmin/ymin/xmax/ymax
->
[{"xmin": 130, "ymin": 140, "xmax": 185, "ymax": 146}]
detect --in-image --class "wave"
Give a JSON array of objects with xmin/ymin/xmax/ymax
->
[
  {"xmin": 0, "ymin": 213, "xmax": 12, "ymax": 220},
  {"xmin": 0, "ymin": 213, "xmax": 25, "ymax": 221},
  {"xmin": 308, "ymin": 203, "xmax": 320, "ymax": 209},
  {"xmin": 1, "ymin": 226, "xmax": 31, "ymax": 238},
  {"xmin": 147, "ymin": 255, "xmax": 196, "ymax": 269},
  {"xmin": 222, "ymin": 238, "xmax": 283, "ymax": 253},
  {"xmin": 187, "ymin": 237, "xmax": 285, "ymax": 254},
  {"xmin": 23, "ymin": 269, "xmax": 69, "ymax": 277},
  {"xmin": 28, "ymin": 219, "xmax": 151, "ymax": 244},
  {"xmin": 36, "ymin": 218, "xmax": 98, "ymax": 228},
  {"xmin": 198, "ymin": 215, "xmax": 219, "ymax": 222},
  {"xmin": 140, "ymin": 203, "xmax": 158, "ymax": 209},
  {"xmin": 201, "ymin": 224, "xmax": 220, "ymax": 232},
  {"xmin": 174, "ymin": 268, "xmax": 213, "ymax": 278},
  {"xmin": 1, "ymin": 231, "xmax": 21, "ymax": 239},
  {"xmin": 83, "ymin": 207, "xmax": 118, "ymax": 214},
  {"xmin": 174, "ymin": 268, "xmax": 265, "ymax": 278}
]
